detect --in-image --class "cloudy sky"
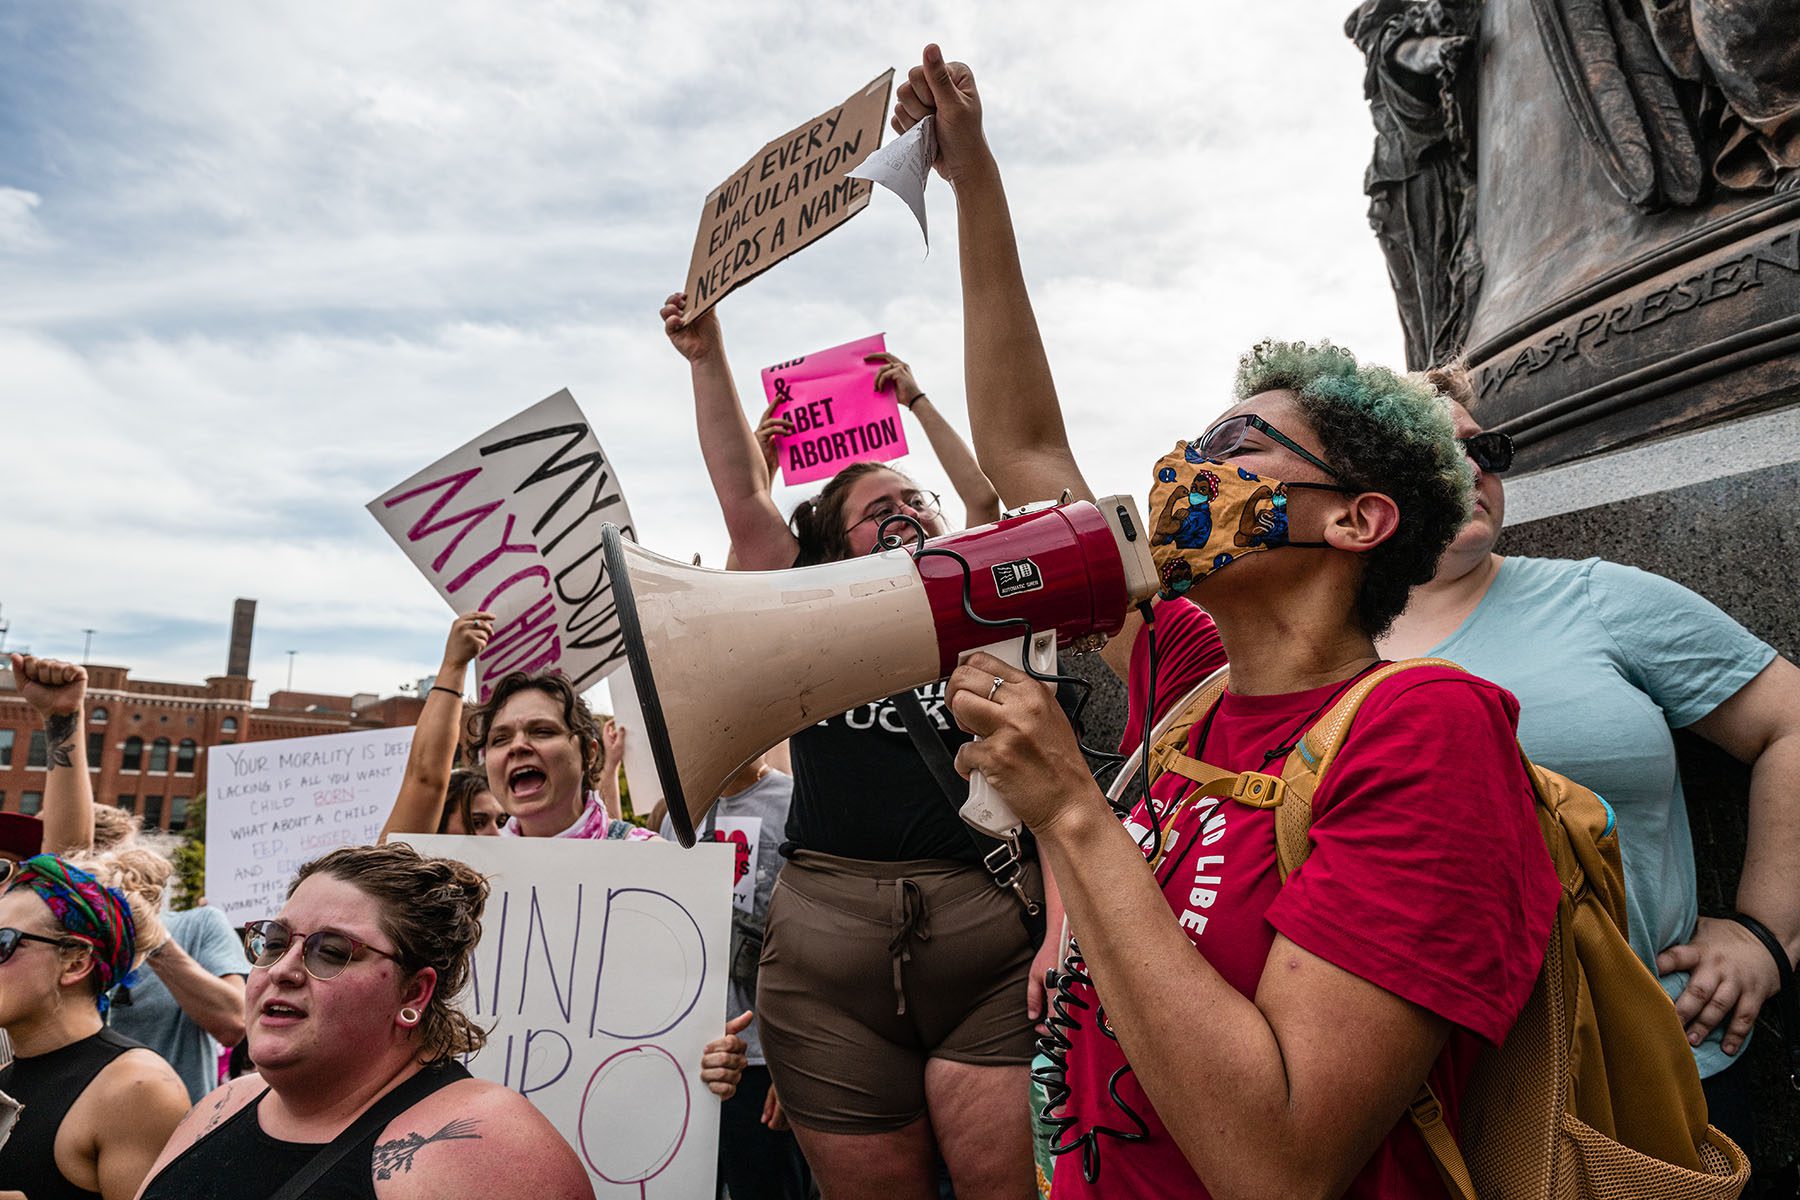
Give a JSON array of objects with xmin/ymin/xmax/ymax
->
[{"xmin": 0, "ymin": 1, "xmax": 1405, "ymax": 708}]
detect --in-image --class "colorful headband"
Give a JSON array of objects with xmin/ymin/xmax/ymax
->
[{"xmin": 7, "ymin": 855, "xmax": 138, "ymax": 1012}]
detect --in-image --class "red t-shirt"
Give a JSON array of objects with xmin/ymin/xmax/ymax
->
[{"xmin": 1048, "ymin": 598, "xmax": 1559, "ymax": 1198}]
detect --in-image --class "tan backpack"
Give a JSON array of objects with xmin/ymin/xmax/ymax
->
[{"xmin": 1131, "ymin": 658, "xmax": 1750, "ymax": 1200}]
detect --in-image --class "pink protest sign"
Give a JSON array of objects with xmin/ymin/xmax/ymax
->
[
  {"xmin": 759, "ymin": 332, "xmax": 887, "ymax": 394},
  {"xmin": 761, "ymin": 335, "xmax": 909, "ymax": 486}
]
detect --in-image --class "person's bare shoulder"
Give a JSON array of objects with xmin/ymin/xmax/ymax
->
[
  {"xmin": 83, "ymin": 1047, "xmax": 193, "ymax": 1137},
  {"xmin": 373, "ymin": 1077, "xmax": 594, "ymax": 1200}
]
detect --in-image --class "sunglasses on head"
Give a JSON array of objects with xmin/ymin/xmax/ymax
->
[
  {"xmin": 0, "ymin": 926, "xmax": 83, "ymax": 965},
  {"xmin": 1459, "ymin": 431, "xmax": 1514, "ymax": 474},
  {"xmin": 243, "ymin": 919, "xmax": 401, "ymax": 982}
]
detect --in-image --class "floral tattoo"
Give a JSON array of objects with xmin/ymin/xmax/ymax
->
[{"xmin": 371, "ymin": 1119, "xmax": 483, "ymax": 1180}]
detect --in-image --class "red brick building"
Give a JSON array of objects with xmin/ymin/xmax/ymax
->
[{"xmin": 0, "ymin": 601, "xmax": 424, "ymax": 832}]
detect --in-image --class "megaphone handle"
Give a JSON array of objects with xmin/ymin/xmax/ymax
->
[{"xmin": 958, "ymin": 631, "xmax": 1058, "ymax": 839}]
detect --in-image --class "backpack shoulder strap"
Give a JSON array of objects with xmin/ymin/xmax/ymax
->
[
  {"xmin": 1273, "ymin": 658, "xmax": 1466, "ymax": 882},
  {"xmin": 1270, "ymin": 657, "xmax": 1480, "ymax": 1200},
  {"xmin": 1136, "ymin": 666, "xmax": 1231, "ymax": 794}
]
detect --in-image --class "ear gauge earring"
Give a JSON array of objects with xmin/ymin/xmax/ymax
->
[{"xmin": 399, "ymin": 1007, "xmax": 421, "ymax": 1026}]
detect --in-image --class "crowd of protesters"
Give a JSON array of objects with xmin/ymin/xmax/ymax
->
[{"xmin": 0, "ymin": 39, "xmax": 1794, "ymax": 1200}]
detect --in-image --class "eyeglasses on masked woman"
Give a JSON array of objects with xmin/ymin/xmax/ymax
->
[
  {"xmin": 243, "ymin": 919, "xmax": 402, "ymax": 981},
  {"xmin": 1194, "ymin": 414, "xmax": 1344, "ymax": 481}
]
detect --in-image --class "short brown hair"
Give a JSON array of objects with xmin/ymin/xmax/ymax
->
[
  {"xmin": 290, "ymin": 843, "xmax": 489, "ymax": 1063},
  {"xmin": 463, "ymin": 672, "xmax": 603, "ymax": 788}
]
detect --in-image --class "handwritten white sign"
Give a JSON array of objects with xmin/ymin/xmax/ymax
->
[
  {"xmin": 205, "ymin": 727, "xmax": 413, "ymax": 925},
  {"xmin": 369, "ymin": 390, "xmax": 636, "ymax": 700},
  {"xmin": 405, "ymin": 835, "xmax": 734, "ymax": 1200}
]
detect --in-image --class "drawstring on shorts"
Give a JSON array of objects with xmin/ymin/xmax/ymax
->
[{"xmin": 887, "ymin": 878, "xmax": 932, "ymax": 1015}]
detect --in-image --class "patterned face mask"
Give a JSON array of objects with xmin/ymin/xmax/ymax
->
[{"xmin": 1147, "ymin": 439, "xmax": 1351, "ymax": 599}]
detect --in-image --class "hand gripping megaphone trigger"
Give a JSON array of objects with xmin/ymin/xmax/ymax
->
[{"xmin": 601, "ymin": 494, "xmax": 1160, "ymax": 847}]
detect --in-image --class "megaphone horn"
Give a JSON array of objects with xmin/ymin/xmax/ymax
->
[{"xmin": 602, "ymin": 495, "xmax": 1159, "ymax": 847}]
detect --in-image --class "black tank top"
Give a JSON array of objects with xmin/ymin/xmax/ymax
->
[
  {"xmin": 140, "ymin": 1061, "xmax": 471, "ymax": 1200},
  {"xmin": 0, "ymin": 1026, "xmax": 145, "ymax": 1200}
]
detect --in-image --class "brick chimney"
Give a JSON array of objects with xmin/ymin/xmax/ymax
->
[{"xmin": 227, "ymin": 598, "xmax": 256, "ymax": 678}]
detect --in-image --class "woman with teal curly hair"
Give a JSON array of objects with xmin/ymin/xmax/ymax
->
[{"xmin": 897, "ymin": 45, "xmax": 1559, "ymax": 1199}]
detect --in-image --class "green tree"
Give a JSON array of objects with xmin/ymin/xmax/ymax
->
[{"xmin": 170, "ymin": 794, "xmax": 206, "ymax": 909}]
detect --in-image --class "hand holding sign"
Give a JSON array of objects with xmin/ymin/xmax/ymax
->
[
  {"xmin": 682, "ymin": 70, "xmax": 895, "ymax": 323},
  {"xmin": 761, "ymin": 335, "xmax": 910, "ymax": 486}
]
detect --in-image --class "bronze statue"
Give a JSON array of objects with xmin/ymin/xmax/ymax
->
[
  {"xmin": 1346, "ymin": 0, "xmax": 1484, "ymax": 370},
  {"xmin": 1531, "ymin": 0, "xmax": 1798, "ymax": 207}
]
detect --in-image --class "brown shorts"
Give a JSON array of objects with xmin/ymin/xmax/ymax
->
[{"xmin": 755, "ymin": 850, "xmax": 1041, "ymax": 1134}]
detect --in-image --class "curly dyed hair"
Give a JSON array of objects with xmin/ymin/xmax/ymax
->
[
  {"xmin": 1234, "ymin": 339, "xmax": 1472, "ymax": 637},
  {"xmin": 292, "ymin": 843, "xmax": 489, "ymax": 1063}
]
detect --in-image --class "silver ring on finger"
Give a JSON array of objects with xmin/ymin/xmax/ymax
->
[{"xmin": 988, "ymin": 677, "xmax": 1004, "ymax": 700}]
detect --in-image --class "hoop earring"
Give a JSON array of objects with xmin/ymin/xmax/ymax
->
[{"xmin": 399, "ymin": 1007, "xmax": 421, "ymax": 1026}]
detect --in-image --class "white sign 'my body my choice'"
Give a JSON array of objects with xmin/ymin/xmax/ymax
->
[
  {"xmin": 370, "ymin": 390, "xmax": 636, "ymax": 700},
  {"xmin": 205, "ymin": 727, "xmax": 413, "ymax": 925}
]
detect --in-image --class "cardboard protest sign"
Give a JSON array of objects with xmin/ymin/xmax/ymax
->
[
  {"xmin": 405, "ymin": 834, "xmax": 734, "ymax": 1199},
  {"xmin": 205, "ymin": 727, "xmax": 413, "ymax": 925},
  {"xmin": 370, "ymin": 390, "xmax": 634, "ymax": 700},
  {"xmin": 681, "ymin": 70, "xmax": 895, "ymax": 322},
  {"xmin": 761, "ymin": 334, "xmax": 908, "ymax": 485}
]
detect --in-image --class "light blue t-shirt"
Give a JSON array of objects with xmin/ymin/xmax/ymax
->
[
  {"xmin": 110, "ymin": 905, "xmax": 252, "ymax": 1101},
  {"xmin": 1426, "ymin": 556, "xmax": 1775, "ymax": 1077}
]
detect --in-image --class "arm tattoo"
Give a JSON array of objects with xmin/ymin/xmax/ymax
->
[
  {"xmin": 371, "ymin": 1119, "xmax": 483, "ymax": 1180},
  {"xmin": 45, "ymin": 712, "xmax": 76, "ymax": 771},
  {"xmin": 201, "ymin": 1091, "xmax": 232, "ymax": 1133}
]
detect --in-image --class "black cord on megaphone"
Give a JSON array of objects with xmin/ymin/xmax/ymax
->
[{"xmin": 874, "ymin": 513, "xmax": 1134, "ymax": 787}]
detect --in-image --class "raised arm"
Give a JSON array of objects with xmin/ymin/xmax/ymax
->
[
  {"xmin": 868, "ymin": 352, "xmax": 1001, "ymax": 527},
  {"xmin": 661, "ymin": 292, "xmax": 801, "ymax": 571},
  {"xmin": 12, "ymin": 654, "xmax": 95, "ymax": 852},
  {"xmin": 379, "ymin": 612, "xmax": 492, "ymax": 841},
  {"xmin": 596, "ymin": 718, "xmax": 626, "ymax": 821},
  {"xmin": 893, "ymin": 47, "xmax": 1092, "ymax": 509}
]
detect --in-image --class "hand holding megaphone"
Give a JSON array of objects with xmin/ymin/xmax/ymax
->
[
  {"xmin": 948, "ymin": 640, "xmax": 1097, "ymax": 840},
  {"xmin": 604, "ymin": 494, "xmax": 1159, "ymax": 847},
  {"xmin": 953, "ymin": 631, "xmax": 1059, "ymax": 839}
]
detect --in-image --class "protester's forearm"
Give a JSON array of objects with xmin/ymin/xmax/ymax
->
[
  {"xmin": 146, "ymin": 941, "xmax": 246, "ymax": 1045},
  {"xmin": 909, "ymin": 397, "xmax": 1001, "ymax": 526},
  {"xmin": 689, "ymin": 349, "xmax": 795, "ymax": 567},
  {"xmin": 1039, "ymin": 798, "xmax": 1362, "ymax": 1199},
  {"xmin": 41, "ymin": 704, "xmax": 95, "ymax": 853},
  {"xmin": 379, "ymin": 683, "xmax": 462, "ymax": 840},
  {"xmin": 598, "ymin": 768, "xmax": 623, "ymax": 821},
  {"xmin": 952, "ymin": 159, "xmax": 1091, "ymax": 506},
  {"xmin": 1735, "ymin": 732, "xmax": 1800, "ymax": 964}
]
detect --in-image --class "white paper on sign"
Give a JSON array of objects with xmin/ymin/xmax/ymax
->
[
  {"xmin": 403, "ymin": 834, "xmax": 735, "ymax": 1199},
  {"xmin": 0, "ymin": 1089, "xmax": 21, "ymax": 1150},
  {"xmin": 368, "ymin": 390, "xmax": 636, "ymax": 702},
  {"xmin": 205, "ymin": 727, "xmax": 414, "ymax": 926},
  {"xmin": 848, "ymin": 115, "xmax": 936, "ymax": 248}
]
